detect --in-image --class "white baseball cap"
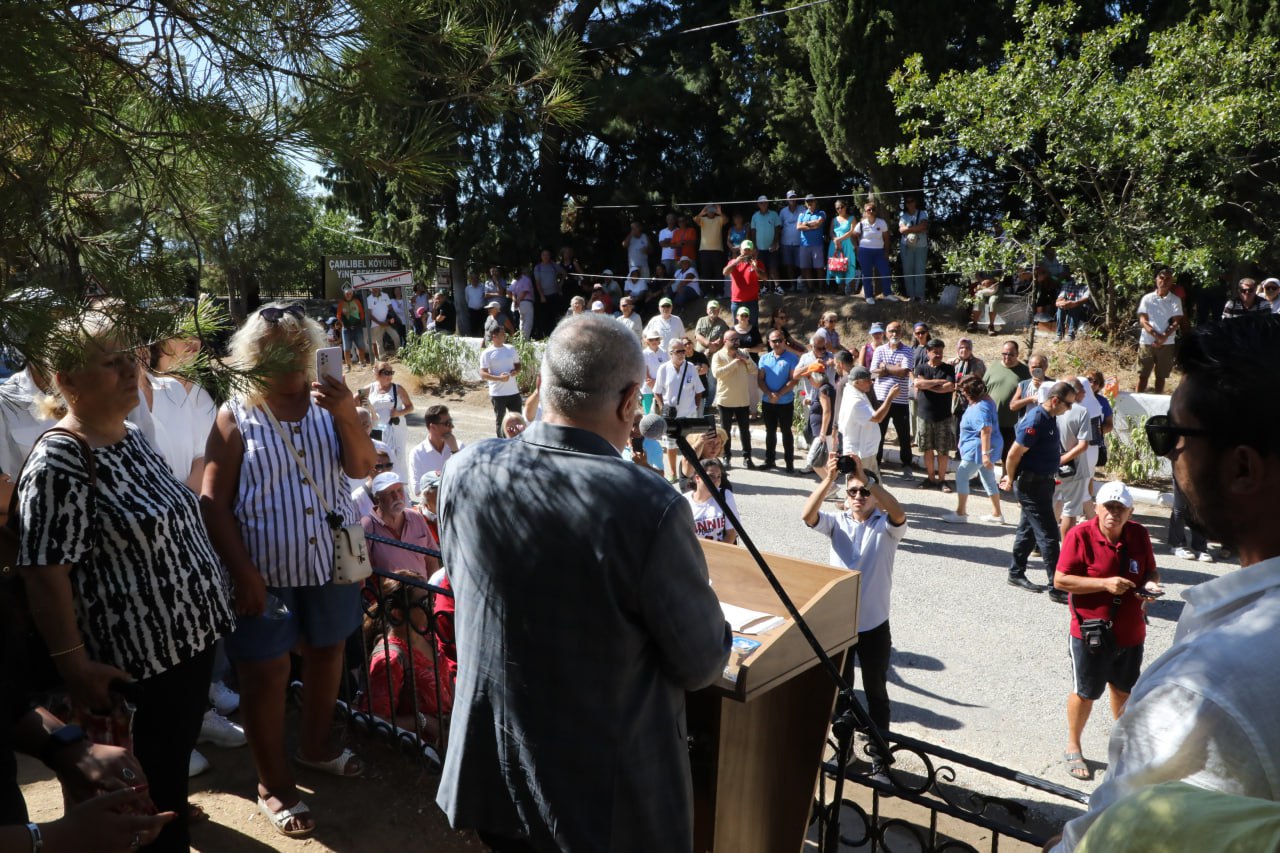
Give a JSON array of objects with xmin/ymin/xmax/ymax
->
[
  {"xmin": 756, "ymin": 195, "xmax": 769, "ymax": 203},
  {"xmin": 371, "ymin": 471, "xmax": 404, "ymax": 496},
  {"xmin": 1095, "ymin": 481, "xmax": 1133, "ymax": 508}
]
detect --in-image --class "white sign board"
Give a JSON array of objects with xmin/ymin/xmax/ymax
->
[{"xmin": 350, "ymin": 270, "xmax": 413, "ymax": 291}]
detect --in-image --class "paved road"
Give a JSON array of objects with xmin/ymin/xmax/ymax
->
[{"xmin": 398, "ymin": 391, "xmax": 1227, "ymax": 833}]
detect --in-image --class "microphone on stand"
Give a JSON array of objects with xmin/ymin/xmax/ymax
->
[{"xmin": 639, "ymin": 410, "xmax": 718, "ymax": 441}]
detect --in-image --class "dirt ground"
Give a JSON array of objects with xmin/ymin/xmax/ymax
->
[{"xmin": 15, "ymin": 313, "xmax": 1074, "ymax": 852}]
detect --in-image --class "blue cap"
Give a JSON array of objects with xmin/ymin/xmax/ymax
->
[{"xmin": 869, "ymin": 323, "xmax": 885, "ymax": 334}]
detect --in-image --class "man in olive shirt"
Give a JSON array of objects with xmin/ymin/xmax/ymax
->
[{"xmin": 983, "ymin": 341, "xmax": 1032, "ymax": 467}]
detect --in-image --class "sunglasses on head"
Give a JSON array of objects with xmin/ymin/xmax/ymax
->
[
  {"xmin": 260, "ymin": 304, "xmax": 305, "ymax": 324},
  {"xmin": 847, "ymin": 487, "xmax": 872, "ymax": 498},
  {"xmin": 1144, "ymin": 415, "xmax": 1212, "ymax": 457}
]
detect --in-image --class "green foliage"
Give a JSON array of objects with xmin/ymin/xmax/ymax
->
[
  {"xmin": 1105, "ymin": 414, "xmax": 1163, "ymax": 484},
  {"xmin": 889, "ymin": 4, "xmax": 1280, "ymax": 330},
  {"xmin": 399, "ymin": 331, "xmax": 473, "ymax": 387},
  {"xmin": 508, "ymin": 333, "xmax": 543, "ymax": 396}
]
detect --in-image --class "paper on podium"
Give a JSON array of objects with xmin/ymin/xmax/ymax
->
[{"xmin": 719, "ymin": 602, "xmax": 786, "ymax": 635}]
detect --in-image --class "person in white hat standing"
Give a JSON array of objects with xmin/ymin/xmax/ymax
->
[{"xmin": 1052, "ymin": 480, "xmax": 1163, "ymax": 782}]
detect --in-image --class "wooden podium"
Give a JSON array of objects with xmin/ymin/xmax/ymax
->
[{"xmin": 688, "ymin": 540, "xmax": 861, "ymax": 853}]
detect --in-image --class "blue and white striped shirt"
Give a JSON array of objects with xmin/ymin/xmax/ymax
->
[{"xmin": 230, "ymin": 400, "xmax": 356, "ymax": 587}]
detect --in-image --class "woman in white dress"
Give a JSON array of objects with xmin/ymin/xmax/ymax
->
[{"xmin": 359, "ymin": 361, "xmax": 414, "ymax": 484}]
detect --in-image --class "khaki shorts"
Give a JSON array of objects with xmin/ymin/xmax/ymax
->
[
  {"xmin": 919, "ymin": 418, "xmax": 957, "ymax": 453},
  {"xmin": 1137, "ymin": 344, "xmax": 1175, "ymax": 381}
]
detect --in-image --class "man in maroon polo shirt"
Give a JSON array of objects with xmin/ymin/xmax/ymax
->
[
  {"xmin": 1053, "ymin": 481, "xmax": 1163, "ymax": 782},
  {"xmin": 723, "ymin": 240, "xmax": 763, "ymax": 328}
]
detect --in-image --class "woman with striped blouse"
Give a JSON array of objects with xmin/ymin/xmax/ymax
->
[
  {"xmin": 201, "ymin": 303, "xmax": 375, "ymax": 840},
  {"xmin": 18, "ymin": 311, "xmax": 234, "ymax": 852}
]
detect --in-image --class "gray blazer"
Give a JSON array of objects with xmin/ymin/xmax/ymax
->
[{"xmin": 436, "ymin": 422, "xmax": 731, "ymax": 852}]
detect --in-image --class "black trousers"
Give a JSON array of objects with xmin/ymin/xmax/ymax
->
[
  {"xmin": 999, "ymin": 425, "xmax": 1016, "ymax": 467},
  {"xmin": 1010, "ymin": 474, "xmax": 1061, "ymax": 584},
  {"xmin": 1168, "ymin": 479, "xmax": 1207, "ymax": 552},
  {"xmin": 535, "ymin": 294, "xmax": 563, "ymax": 338},
  {"xmin": 760, "ymin": 400, "xmax": 795, "ymax": 467},
  {"xmin": 468, "ymin": 308, "xmax": 485, "ymax": 337},
  {"xmin": 134, "ymin": 646, "xmax": 217, "ymax": 852},
  {"xmin": 876, "ymin": 403, "xmax": 913, "ymax": 468},
  {"xmin": 479, "ymin": 831, "xmax": 542, "ymax": 852},
  {"xmin": 842, "ymin": 619, "xmax": 892, "ymax": 734},
  {"xmin": 718, "ymin": 405, "xmax": 752, "ymax": 463},
  {"xmin": 490, "ymin": 394, "xmax": 523, "ymax": 437}
]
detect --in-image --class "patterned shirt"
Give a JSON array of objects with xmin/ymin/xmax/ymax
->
[
  {"xmin": 18, "ymin": 428, "xmax": 233, "ymax": 680},
  {"xmin": 870, "ymin": 342, "xmax": 914, "ymax": 404}
]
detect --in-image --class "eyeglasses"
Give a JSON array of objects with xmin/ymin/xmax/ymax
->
[
  {"xmin": 430, "ymin": 419, "xmax": 454, "ymax": 428},
  {"xmin": 374, "ymin": 462, "xmax": 394, "ymax": 471},
  {"xmin": 260, "ymin": 304, "xmax": 305, "ymax": 324},
  {"xmin": 846, "ymin": 487, "xmax": 872, "ymax": 498},
  {"xmin": 770, "ymin": 339, "xmax": 785, "ymax": 345},
  {"xmin": 670, "ymin": 348, "xmax": 686, "ymax": 355},
  {"xmin": 886, "ymin": 328, "xmax": 901, "ymax": 334},
  {"xmin": 1240, "ymin": 287, "xmax": 1255, "ymax": 293},
  {"xmin": 914, "ymin": 330, "xmax": 929, "ymax": 336},
  {"xmin": 1265, "ymin": 285, "xmax": 1279, "ymax": 292},
  {"xmin": 1001, "ymin": 350, "xmax": 1017, "ymax": 357},
  {"xmin": 378, "ymin": 369, "xmax": 394, "ymax": 376},
  {"xmin": 1144, "ymin": 415, "xmax": 1213, "ymax": 457}
]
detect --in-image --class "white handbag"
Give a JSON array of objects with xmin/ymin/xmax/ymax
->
[{"xmin": 262, "ymin": 405, "xmax": 371, "ymax": 585}]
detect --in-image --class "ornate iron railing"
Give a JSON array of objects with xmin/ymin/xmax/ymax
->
[{"xmin": 817, "ymin": 730, "xmax": 1088, "ymax": 851}]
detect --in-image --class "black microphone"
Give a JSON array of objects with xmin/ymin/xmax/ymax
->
[{"xmin": 639, "ymin": 412, "xmax": 718, "ymax": 440}]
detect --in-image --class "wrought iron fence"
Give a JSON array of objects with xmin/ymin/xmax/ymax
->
[{"xmin": 817, "ymin": 729, "xmax": 1088, "ymax": 852}]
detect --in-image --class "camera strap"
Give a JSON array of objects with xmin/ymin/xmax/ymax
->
[{"xmin": 1070, "ymin": 592, "xmax": 1123, "ymax": 631}]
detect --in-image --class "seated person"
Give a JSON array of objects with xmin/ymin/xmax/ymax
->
[
  {"xmin": 623, "ymin": 268, "xmax": 651, "ymax": 313},
  {"xmin": 350, "ymin": 441, "xmax": 393, "ymax": 520},
  {"xmin": 968, "ymin": 278, "xmax": 1001, "ymax": 334},
  {"xmin": 361, "ymin": 572, "xmax": 453, "ymax": 744},
  {"xmin": 361, "ymin": 472, "xmax": 440, "ymax": 579}
]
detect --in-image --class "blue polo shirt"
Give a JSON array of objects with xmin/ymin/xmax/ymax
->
[
  {"xmin": 1014, "ymin": 404, "xmax": 1061, "ymax": 474},
  {"xmin": 797, "ymin": 209, "xmax": 826, "ymax": 247},
  {"xmin": 758, "ymin": 350, "xmax": 800, "ymax": 404}
]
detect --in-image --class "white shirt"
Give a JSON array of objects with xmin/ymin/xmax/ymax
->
[
  {"xmin": 616, "ymin": 312, "xmax": 644, "ymax": 338},
  {"xmin": 351, "ymin": 484, "xmax": 374, "ymax": 520},
  {"xmin": 1055, "ymin": 556, "xmax": 1280, "ymax": 852},
  {"xmin": 839, "ymin": 386, "xmax": 881, "ymax": 459},
  {"xmin": 150, "ymin": 377, "xmax": 217, "ymax": 482},
  {"xmin": 624, "ymin": 277, "xmax": 649, "ymax": 298},
  {"xmin": 1137, "ymin": 291, "xmax": 1184, "ymax": 346},
  {"xmin": 658, "ymin": 227, "xmax": 676, "ymax": 262},
  {"xmin": 674, "ymin": 270, "xmax": 701, "ymax": 295},
  {"xmin": 626, "ymin": 233, "xmax": 650, "ymax": 269},
  {"xmin": 643, "ymin": 314, "xmax": 686, "ymax": 350},
  {"xmin": 685, "ymin": 489, "xmax": 740, "ymax": 542},
  {"xmin": 810, "ymin": 510, "xmax": 907, "ymax": 631},
  {"xmin": 642, "ymin": 347, "xmax": 669, "ymax": 393},
  {"xmin": 480, "ymin": 344, "xmax": 520, "ymax": 397},
  {"xmin": 653, "ymin": 360, "xmax": 700, "ymax": 418},
  {"xmin": 367, "ymin": 291, "xmax": 398, "ymax": 324},
  {"xmin": 408, "ymin": 437, "xmax": 462, "ymax": 494},
  {"xmin": 856, "ymin": 217, "xmax": 890, "ymax": 250},
  {"xmin": 0, "ymin": 369, "xmax": 57, "ymax": 476}
]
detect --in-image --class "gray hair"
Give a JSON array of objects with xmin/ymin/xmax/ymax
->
[{"xmin": 541, "ymin": 314, "xmax": 643, "ymax": 418}]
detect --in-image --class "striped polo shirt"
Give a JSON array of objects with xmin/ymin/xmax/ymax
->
[{"xmin": 870, "ymin": 342, "xmax": 914, "ymax": 405}]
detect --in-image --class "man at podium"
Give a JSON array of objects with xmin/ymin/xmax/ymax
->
[
  {"xmin": 437, "ymin": 314, "xmax": 732, "ymax": 853},
  {"xmin": 801, "ymin": 453, "xmax": 908, "ymax": 771}
]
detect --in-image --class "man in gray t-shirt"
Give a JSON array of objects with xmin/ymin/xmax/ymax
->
[{"xmin": 1054, "ymin": 380, "xmax": 1094, "ymax": 550}]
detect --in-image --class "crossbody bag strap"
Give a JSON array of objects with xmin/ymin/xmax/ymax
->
[
  {"xmin": 5, "ymin": 427, "xmax": 98, "ymax": 532},
  {"xmin": 1069, "ymin": 593, "xmax": 1124, "ymax": 629},
  {"xmin": 673, "ymin": 361, "xmax": 689, "ymax": 407},
  {"xmin": 260, "ymin": 405, "xmax": 340, "ymax": 528}
]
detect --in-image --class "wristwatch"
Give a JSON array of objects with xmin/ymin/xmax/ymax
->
[
  {"xmin": 39, "ymin": 724, "xmax": 86, "ymax": 769},
  {"xmin": 864, "ymin": 470, "xmax": 880, "ymax": 486}
]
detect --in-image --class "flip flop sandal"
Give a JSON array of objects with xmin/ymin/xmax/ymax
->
[
  {"xmin": 294, "ymin": 747, "xmax": 364, "ymax": 777},
  {"xmin": 257, "ymin": 797, "xmax": 314, "ymax": 839},
  {"xmin": 1064, "ymin": 751, "xmax": 1091, "ymax": 781}
]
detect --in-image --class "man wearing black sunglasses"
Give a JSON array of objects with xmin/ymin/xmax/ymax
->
[
  {"xmin": 1053, "ymin": 313, "xmax": 1280, "ymax": 852},
  {"xmin": 802, "ymin": 452, "xmax": 906, "ymax": 774}
]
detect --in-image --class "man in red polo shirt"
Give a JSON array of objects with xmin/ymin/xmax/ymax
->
[
  {"xmin": 723, "ymin": 239, "xmax": 764, "ymax": 328},
  {"xmin": 1053, "ymin": 481, "xmax": 1163, "ymax": 782}
]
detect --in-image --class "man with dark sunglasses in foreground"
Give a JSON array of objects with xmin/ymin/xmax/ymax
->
[
  {"xmin": 802, "ymin": 452, "xmax": 907, "ymax": 775},
  {"xmin": 1052, "ymin": 312, "xmax": 1280, "ymax": 851}
]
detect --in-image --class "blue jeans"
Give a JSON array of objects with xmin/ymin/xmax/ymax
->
[
  {"xmin": 857, "ymin": 247, "xmax": 893, "ymax": 298},
  {"xmin": 341, "ymin": 326, "xmax": 367, "ymax": 359},
  {"xmin": 901, "ymin": 243, "xmax": 928, "ymax": 300},
  {"xmin": 1009, "ymin": 474, "xmax": 1060, "ymax": 583},
  {"xmin": 1056, "ymin": 306, "xmax": 1086, "ymax": 338},
  {"xmin": 954, "ymin": 458, "xmax": 998, "ymax": 496}
]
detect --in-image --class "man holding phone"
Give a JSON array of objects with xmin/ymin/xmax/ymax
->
[{"xmin": 1053, "ymin": 481, "xmax": 1162, "ymax": 783}]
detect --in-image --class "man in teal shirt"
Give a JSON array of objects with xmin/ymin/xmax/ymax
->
[
  {"xmin": 757, "ymin": 331, "xmax": 801, "ymax": 471},
  {"xmin": 750, "ymin": 196, "xmax": 782, "ymax": 289}
]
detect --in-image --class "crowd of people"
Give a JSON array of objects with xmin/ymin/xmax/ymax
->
[{"xmin": 1, "ymin": 261, "xmax": 1279, "ymax": 853}]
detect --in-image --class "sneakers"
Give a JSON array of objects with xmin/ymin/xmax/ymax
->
[
  {"xmin": 882, "ymin": 293, "xmax": 901, "ymax": 302},
  {"xmin": 865, "ymin": 296, "xmax": 875, "ymax": 305},
  {"xmin": 941, "ymin": 512, "xmax": 968, "ymax": 524},
  {"xmin": 199, "ymin": 709, "xmax": 247, "ymax": 748},
  {"xmin": 189, "ymin": 749, "xmax": 211, "ymax": 778},
  {"xmin": 209, "ymin": 681, "xmax": 240, "ymax": 716},
  {"xmin": 1198, "ymin": 551, "xmax": 1215, "ymax": 563},
  {"xmin": 980, "ymin": 514, "xmax": 1006, "ymax": 524},
  {"xmin": 1173, "ymin": 547, "xmax": 1197, "ymax": 560},
  {"xmin": 773, "ymin": 284, "xmax": 785, "ymax": 296}
]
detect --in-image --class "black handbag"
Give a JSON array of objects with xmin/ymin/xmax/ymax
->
[{"xmin": 1071, "ymin": 595, "xmax": 1121, "ymax": 655}]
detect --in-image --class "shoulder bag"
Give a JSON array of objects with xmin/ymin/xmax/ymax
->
[
  {"xmin": 261, "ymin": 406, "xmax": 371, "ymax": 585},
  {"xmin": 1071, "ymin": 594, "xmax": 1122, "ymax": 655}
]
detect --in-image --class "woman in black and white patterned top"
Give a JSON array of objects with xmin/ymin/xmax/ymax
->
[
  {"xmin": 201, "ymin": 303, "xmax": 375, "ymax": 840},
  {"xmin": 18, "ymin": 311, "xmax": 234, "ymax": 853}
]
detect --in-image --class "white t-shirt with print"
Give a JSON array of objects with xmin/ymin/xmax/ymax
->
[
  {"xmin": 856, "ymin": 218, "xmax": 890, "ymax": 250},
  {"xmin": 685, "ymin": 489, "xmax": 739, "ymax": 542}
]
